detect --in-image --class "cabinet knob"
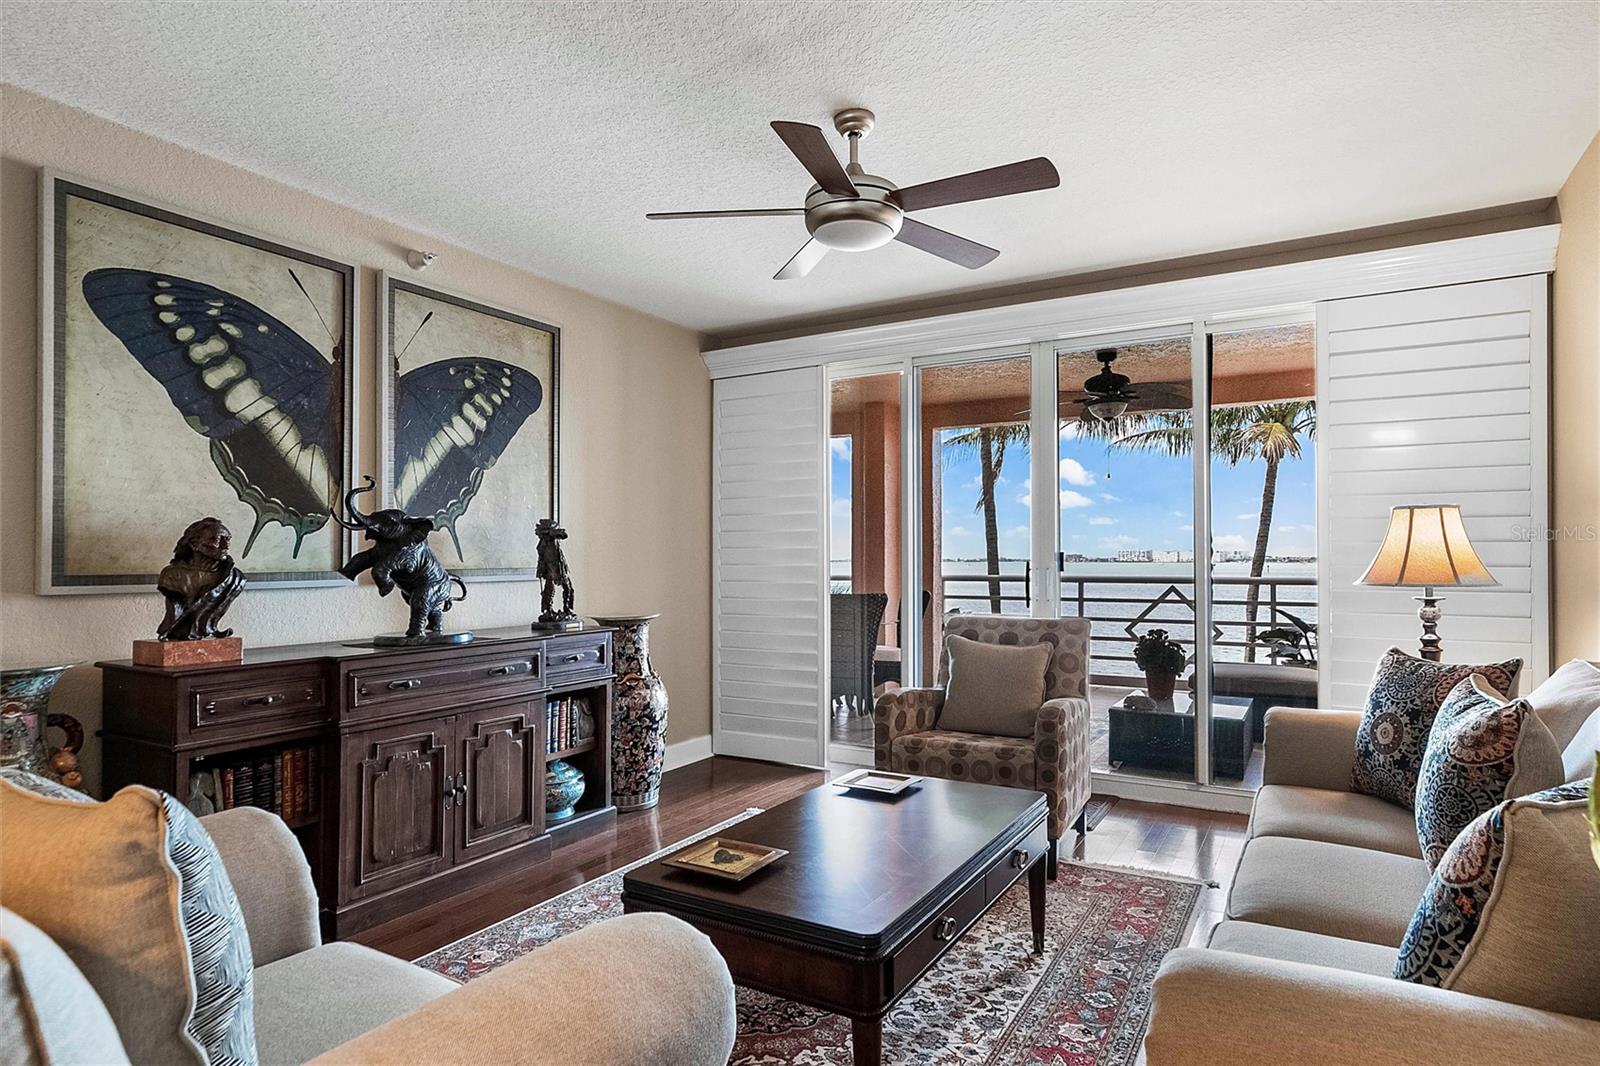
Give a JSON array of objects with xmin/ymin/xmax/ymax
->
[
  {"xmin": 936, "ymin": 916, "xmax": 957, "ymax": 942},
  {"xmin": 387, "ymin": 678, "xmax": 422, "ymax": 691},
  {"xmin": 1011, "ymin": 848, "xmax": 1030, "ymax": 869}
]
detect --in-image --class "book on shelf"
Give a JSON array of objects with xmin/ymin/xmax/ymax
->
[
  {"xmin": 197, "ymin": 743, "xmax": 321, "ymax": 822},
  {"xmin": 546, "ymin": 694, "xmax": 594, "ymax": 753}
]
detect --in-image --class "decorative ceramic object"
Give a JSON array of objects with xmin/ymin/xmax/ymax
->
[
  {"xmin": 593, "ymin": 613, "xmax": 669, "ymax": 811},
  {"xmin": 545, "ymin": 759, "xmax": 585, "ymax": 822},
  {"xmin": 0, "ymin": 663, "xmax": 85, "ymax": 789}
]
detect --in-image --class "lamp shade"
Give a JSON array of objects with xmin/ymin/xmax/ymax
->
[{"xmin": 1356, "ymin": 504, "xmax": 1498, "ymax": 588}]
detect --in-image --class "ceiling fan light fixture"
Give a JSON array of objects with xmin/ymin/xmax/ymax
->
[{"xmin": 1086, "ymin": 398, "xmax": 1128, "ymax": 422}]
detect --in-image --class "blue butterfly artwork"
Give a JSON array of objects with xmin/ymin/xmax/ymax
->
[
  {"xmin": 390, "ymin": 339, "xmax": 544, "ymax": 561},
  {"xmin": 81, "ymin": 267, "xmax": 344, "ymax": 559}
]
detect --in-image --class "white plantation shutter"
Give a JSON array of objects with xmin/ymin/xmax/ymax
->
[
  {"xmin": 1315, "ymin": 275, "xmax": 1550, "ymax": 710},
  {"xmin": 712, "ymin": 368, "xmax": 827, "ymax": 766}
]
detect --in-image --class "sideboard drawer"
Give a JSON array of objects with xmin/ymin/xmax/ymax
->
[
  {"xmin": 545, "ymin": 632, "xmax": 612, "ymax": 685},
  {"xmin": 348, "ymin": 651, "xmax": 542, "ymax": 716},
  {"xmin": 190, "ymin": 674, "xmax": 326, "ymax": 734}
]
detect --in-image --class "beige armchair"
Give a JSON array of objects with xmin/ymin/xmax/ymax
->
[{"xmin": 874, "ymin": 615, "xmax": 1093, "ymax": 878}]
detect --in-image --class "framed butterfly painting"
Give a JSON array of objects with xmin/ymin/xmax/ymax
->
[
  {"xmin": 377, "ymin": 274, "xmax": 559, "ymax": 580},
  {"xmin": 38, "ymin": 172, "xmax": 357, "ymax": 592}
]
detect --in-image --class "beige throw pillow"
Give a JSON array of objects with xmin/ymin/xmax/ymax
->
[
  {"xmin": 0, "ymin": 772, "xmax": 256, "ymax": 1065},
  {"xmin": 938, "ymin": 635, "xmax": 1051, "ymax": 738}
]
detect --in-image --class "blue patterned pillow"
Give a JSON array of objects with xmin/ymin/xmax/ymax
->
[
  {"xmin": 1396, "ymin": 780, "xmax": 1591, "ymax": 992},
  {"xmin": 1414, "ymin": 676, "xmax": 1563, "ymax": 868},
  {"xmin": 1352, "ymin": 648, "xmax": 1522, "ymax": 808}
]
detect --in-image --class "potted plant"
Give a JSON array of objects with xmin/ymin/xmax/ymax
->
[{"xmin": 1134, "ymin": 628, "xmax": 1187, "ymax": 702}]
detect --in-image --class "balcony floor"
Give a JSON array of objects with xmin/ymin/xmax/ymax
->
[{"xmin": 831, "ymin": 683, "xmax": 1265, "ymax": 789}]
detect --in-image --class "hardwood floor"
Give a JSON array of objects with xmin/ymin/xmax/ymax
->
[{"xmin": 352, "ymin": 755, "xmax": 1246, "ymax": 960}]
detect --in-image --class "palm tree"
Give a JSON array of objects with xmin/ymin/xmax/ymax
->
[
  {"xmin": 942, "ymin": 423, "xmax": 1030, "ymax": 613},
  {"xmin": 1079, "ymin": 401, "xmax": 1316, "ymax": 661}
]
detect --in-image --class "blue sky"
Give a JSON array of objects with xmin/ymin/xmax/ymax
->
[{"xmin": 831, "ymin": 422, "xmax": 1316, "ymax": 562}]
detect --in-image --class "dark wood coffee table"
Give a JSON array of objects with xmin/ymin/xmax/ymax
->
[{"xmin": 621, "ymin": 777, "xmax": 1049, "ymax": 1066}]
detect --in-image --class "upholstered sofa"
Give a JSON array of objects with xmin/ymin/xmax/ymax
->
[
  {"xmin": 2, "ymin": 801, "xmax": 738, "ymax": 1065},
  {"xmin": 1144, "ymin": 662, "xmax": 1600, "ymax": 1065},
  {"xmin": 874, "ymin": 615, "xmax": 1093, "ymax": 878}
]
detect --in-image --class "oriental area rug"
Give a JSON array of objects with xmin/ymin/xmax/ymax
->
[{"xmin": 415, "ymin": 811, "xmax": 1199, "ymax": 1066}]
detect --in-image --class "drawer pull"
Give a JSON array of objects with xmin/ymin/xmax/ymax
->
[
  {"xmin": 936, "ymin": 916, "xmax": 957, "ymax": 942},
  {"xmin": 387, "ymin": 678, "xmax": 422, "ymax": 691},
  {"xmin": 488, "ymin": 662, "xmax": 527, "ymax": 677},
  {"xmin": 561, "ymin": 653, "xmax": 583, "ymax": 664},
  {"xmin": 1011, "ymin": 848, "xmax": 1030, "ymax": 870},
  {"xmin": 246, "ymin": 694, "xmax": 283, "ymax": 707},
  {"xmin": 202, "ymin": 701, "xmax": 218, "ymax": 715}
]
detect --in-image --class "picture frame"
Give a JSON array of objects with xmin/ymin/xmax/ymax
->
[
  {"xmin": 37, "ymin": 170, "xmax": 359, "ymax": 593},
  {"xmin": 376, "ymin": 272, "xmax": 560, "ymax": 581}
]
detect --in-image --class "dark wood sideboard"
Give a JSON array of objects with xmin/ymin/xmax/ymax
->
[{"xmin": 97, "ymin": 624, "xmax": 615, "ymax": 938}]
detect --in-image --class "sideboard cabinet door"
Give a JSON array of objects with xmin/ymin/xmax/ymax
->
[
  {"xmin": 342, "ymin": 719, "xmax": 454, "ymax": 902},
  {"xmin": 456, "ymin": 702, "xmax": 541, "ymax": 864}
]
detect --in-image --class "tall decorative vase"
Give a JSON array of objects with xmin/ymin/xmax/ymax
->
[{"xmin": 592, "ymin": 613, "xmax": 668, "ymax": 811}]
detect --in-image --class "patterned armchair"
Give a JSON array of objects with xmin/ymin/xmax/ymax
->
[{"xmin": 873, "ymin": 615, "xmax": 1092, "ymax": 878}]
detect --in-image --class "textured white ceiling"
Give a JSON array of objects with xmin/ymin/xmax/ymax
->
[{"xmin": 3, "ymin": 1, "xmax": 1595, "ymax": 335}]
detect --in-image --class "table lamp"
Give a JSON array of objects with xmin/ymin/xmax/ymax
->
[{"xmin": 1355, "ymin": 504, "xmax": 1498, "ymax": 662}]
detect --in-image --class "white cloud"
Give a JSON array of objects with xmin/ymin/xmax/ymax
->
[
  {"xmin": 944, "ymin": 524, "xmax": 975, "ymax": 541},
  {"xmin": 1087, "ymin": 516, "xmax": 1116, "ymax": 526},
  {"xmin": 1100, "ymin": 492, "xmax": 1122, "ymax": 502},
  {"xmin": 963, "ymin": 474, "xmax": 983, "ymax": 491},
  {"xmin": 1214, "ymin": 534, "xmax": 1250, "ymax": 553},
  {"xmin": 1170, "ymin": 510, "xmax": 1186, "ymax": 518},
  {"xmin": 1236, "ymin": 513, "xmax": 1257, "ymax": 522},
  {"xmin": 830, "ymin": 437, "xmax": 851, "ymax": 457},
  {"xmin": 1060, "ymin": 489, "xmax": 1094, "ymax": 509},
  {"xmin": 1020, "ymin": 487, "xmax": 1095, "ymax": 509},
  {"xmin": 1100, "ymin": 534, "xmax": 1138, "ymax": 549},
  {"xmin": 1058, "ymin": 457, "xmax": 1095, "ymax": 486},
  {"xmin": 1181, "ymin": 524, "xmax": 1195, "ymax": 532}
]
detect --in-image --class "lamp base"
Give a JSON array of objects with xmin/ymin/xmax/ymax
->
[{"xmin": 1414, "ymin": 587, "xmax": 1444, "ymax": 662}]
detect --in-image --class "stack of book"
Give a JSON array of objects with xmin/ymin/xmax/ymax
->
[
  {"xmin": 546, "ymin": 695, "xmax": 595, "ymax": 754},
  {"xmin": 196, "ymin": 745, "xmax": 319, "ymax": 822}
]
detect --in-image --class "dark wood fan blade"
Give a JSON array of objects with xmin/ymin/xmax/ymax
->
[
  {"xmin": 645, "ymin": 209, "xmax": 805, "ymax": 219},
  {"xmin": 891, "ymin": 157, "xmax": 1060, "ymax": 213},
  {"xmin": 770, "ymin": 122, "xmax": 857, "ymax": 197},
  {"xmin": 893, "ymin": 218, "xmax": 999, "ymax": 269},
  {"xmin": 774, "ymin": 238, "xmax": 828, "ymax": 280}
]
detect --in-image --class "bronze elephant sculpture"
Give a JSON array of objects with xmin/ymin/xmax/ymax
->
[{"xmin": 335, "ymin": 477, "xmax": 465, "ymax": 638}]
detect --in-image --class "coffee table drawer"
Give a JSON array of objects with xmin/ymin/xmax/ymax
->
[
  {"xmin": 985, "ymin": 821, "xmax": 1049, "ymax": 901},
  {"xmin": 890, "ymin": 875, "xmax": 989, "ymax": 993}
]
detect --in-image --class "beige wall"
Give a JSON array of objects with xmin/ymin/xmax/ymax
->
[
  {"xmin": 1553, "ymin": 132, "xmax": 1600, "ymax": 663},
  {"xmin": 0, "ymin": 86, "xmax": 711, "ymax": 794}
]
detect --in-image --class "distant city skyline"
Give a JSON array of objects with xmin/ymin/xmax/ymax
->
[{"xmin": 830, "ymin": 421, "xmax": 1316, "ymax": 564}]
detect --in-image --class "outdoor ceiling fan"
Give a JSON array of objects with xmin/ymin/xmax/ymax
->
[
  {"xmin": 646, "ymin": 107, "xmax": 1060, "ymax": 279},
  {"xmin": 1075, "ymin": 349, "xmax": 1189, "ymax": 421}
]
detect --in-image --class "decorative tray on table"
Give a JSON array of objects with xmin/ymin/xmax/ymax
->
[
  {"xmin": 662, "ymin": 837, "xmax": 788, "ymax": 882},
  {"xmin": 832, "ymin": 768, "xmax": 921, "ymax": 795}
]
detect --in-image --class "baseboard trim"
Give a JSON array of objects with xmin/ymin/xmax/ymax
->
[
  {"xmin": 1090, "ymin": 772, "xmax": 1255, "ymax": 815},
  {"xmin": 664, "ymin": 734, "xmax": 713, "ymax": 771}
]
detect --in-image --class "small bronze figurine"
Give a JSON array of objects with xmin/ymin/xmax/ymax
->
[
  {"xmin": 533, "ymin": 518, "xmax": 579, "ymax": 631},
  {"xmin": 334, "ymin": 477, "xmax": 469, "ymax": 643},
  {"xmin": 157, "ymin": 517, "xmax": 246, "ymax": 641}
]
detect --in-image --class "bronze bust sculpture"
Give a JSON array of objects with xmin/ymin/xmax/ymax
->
[
  {"xmin": 157, "ymin": 517, "xmax": 247, "ymax": 641},
  {"xmin": 533, "ymin": 518, "xmax": 579, "ymax": 630}
]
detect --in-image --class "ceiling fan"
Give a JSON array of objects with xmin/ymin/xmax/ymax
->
[
  {"xmin": 1075, "ymin": 349, "xmax": 1190, "ymax": 421},
  {"xmin": 646, "ymin": 107, "xmax": 1060, "ymax": 280}
]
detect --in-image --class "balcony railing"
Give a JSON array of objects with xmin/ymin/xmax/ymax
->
[{"xmin": 942, "ymin": 570, "xmax": 1317, "ymax": 683}]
